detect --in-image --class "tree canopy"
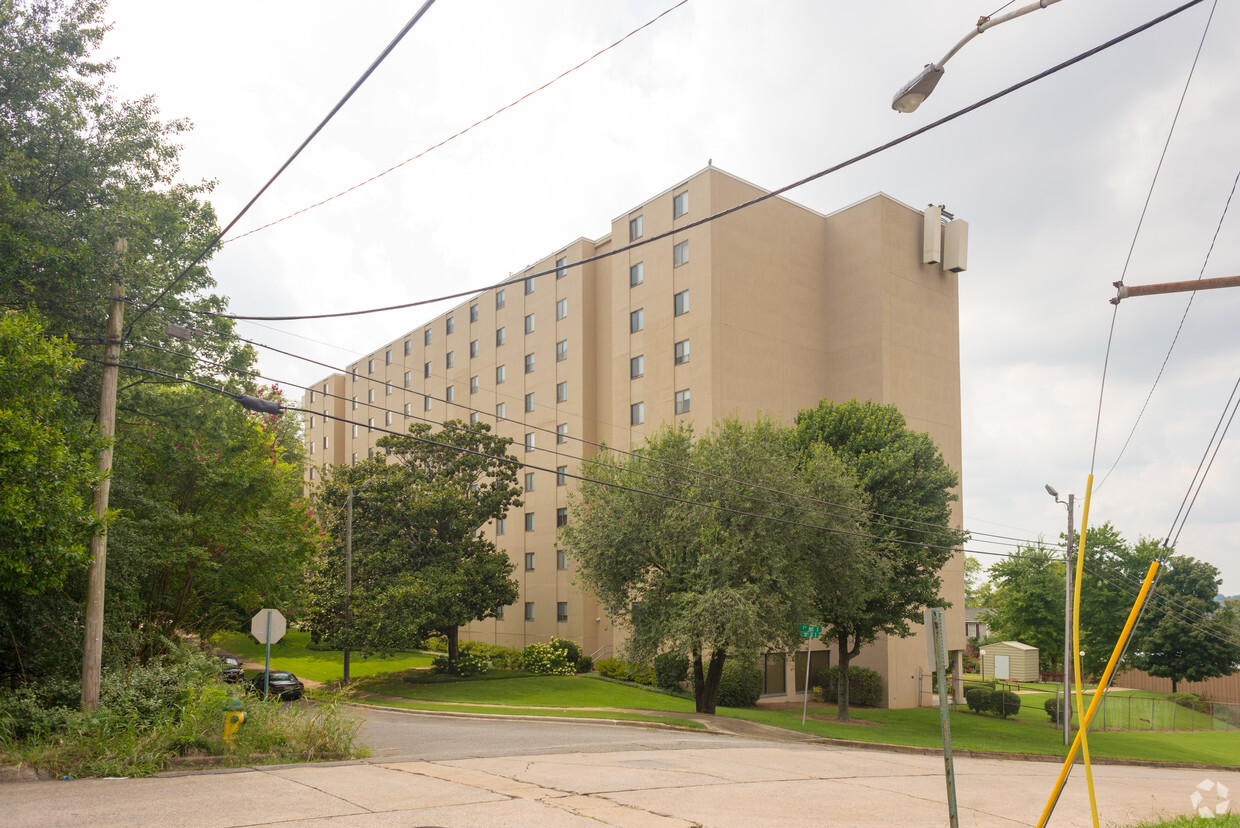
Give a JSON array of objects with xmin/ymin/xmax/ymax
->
[
  {"xmin": 793, "ymin": 399, "xmax": 964, "ymax": 720},
  {"xmin": 983, "ymin": 544, "xmax": 1065, "ymax": 671},
  {"xmin": 304, "ymin": 420, "xmax": 522, "ymax": 673},
  {"xmin": 562, "ymin": 418, "xmax": 866, "ymax": 714}
]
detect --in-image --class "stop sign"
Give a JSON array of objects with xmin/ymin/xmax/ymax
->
[{"xmin": 250, "ymin": 608, "xmax": 287, "ymax": 645}]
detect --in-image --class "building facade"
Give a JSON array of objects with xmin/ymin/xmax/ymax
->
[{"xmin": 302, "ymin": 166, "xmax": 967, "ymax": 708}]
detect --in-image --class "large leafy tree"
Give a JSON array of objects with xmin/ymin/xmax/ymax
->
[
  {"xmin": 305, "ymin": 420, "xmax": 522, "ymax": 673},
  {"xmin": 562, "ymin": 418, "xmax": 865, "ymax": 714},
  {"xmin": 1074, "ymin": 523, "xmax": 1158, "ymax": 679},
  {"xmin": 794, "ymin": 399, "xmax": 965, "ymax": 720},
  {"xmin": 983, "ymin": 544, "xmax": 1065, "ymax": 671}
]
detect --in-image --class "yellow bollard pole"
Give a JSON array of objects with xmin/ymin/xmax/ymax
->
[
  {"xmin": 1072, "ymin": 475, "xmax": 1098, "ymax": 827},
  {"xmin": 1036, "ymin": 556, "xmax": 1160, "ymax": 827}
]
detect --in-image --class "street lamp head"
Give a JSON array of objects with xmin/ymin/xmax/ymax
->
[
  {"xmin": 1045, "ymin": 484, "xmax": 1059, "ymax": 498},
  {"xmin": 892, "ymin": 64, "xmax": 945, "ymax": 113}
]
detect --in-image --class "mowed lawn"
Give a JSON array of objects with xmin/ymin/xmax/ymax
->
[{"xmin": 213, "ymin": 631, "xmax": 434, "ymax": 683}]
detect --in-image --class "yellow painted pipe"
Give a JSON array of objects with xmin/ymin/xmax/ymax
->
[{"xmin": 1073, "ymin": 475, "xmax": 1098, "ymax": 827}]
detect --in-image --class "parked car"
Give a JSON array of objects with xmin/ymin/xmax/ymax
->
[
  {"xmin": 217, "ymin": 655, "xmax": 244, "ymax": 683},
  {"xmin": 249, "ymin": 670, "xmax": 305, "ymax": 701}
]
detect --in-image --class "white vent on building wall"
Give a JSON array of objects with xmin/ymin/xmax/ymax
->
[{"xmin": 922, "ymin": 204, "xmax": 968, "ymax": 273}]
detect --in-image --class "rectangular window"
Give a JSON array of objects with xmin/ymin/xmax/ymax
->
[
  {"xmin": 524, "ymin": 392, "xmax": 535, "ymax": 413},
  {"xmin": 403, "ymin": 403, "xmax": 411, "ymax": 417},
  {"xmin": 524, "ymin": 512, "xmax": 535, "ymax": 531},
  {"xmin": 524, "ymin": 472, "xmax": 536, "ymax": 491},
  {"xmin": 446, "ymin": 351, "xmax": 455, "ymax": 369},
  {"xmin": 367, "ymin": 358, "xmax": 375, "ymax": 374},
  {"xmin": 675, "ymin": 339, "xmax": 690, "ymax": 365},
  {"xmin": 470, "ymin": 303, "xmax": 479, "ymax": 322},
  {"xmin": 424, "ymin": 362, "xmax": 431, "ymax": 379},
  {"xmin": 630, "ymin": 262, "xmax": 644, "ymax": 287},
  {"xmin": 557, "ymin": 602, "xmax": 568, "ymax": 623},
  {"xmin": 496, "ymin": 364, "xmax": 507, "ymax": 384},
  {"xmin": 556, "ymin": 507, "xmax": 568, "ymax": 528},
  {"xmin": 309, "ymin": 391, "xmax": 316, "ymax": 404},
  {"xmin": 404, "ymin": 340, "xmax": 412, "ymax": 356},
  {"xmin": 556, "ymin": 465, "xmax": 568, "ymax": 486},
  {"xmin": 385, "ymin": 380, "xmax": 392, "ymax": 396},
  {"xmin": 351, "ymin": 366, "xmax": 357, "ymax": 382},
  {"xmin": 424, "ymin": 329, "xmax": 432, "ymax": 345},
  {"xmin": 524, "ymin": 313, "xmax": 535, "ymax": 334},
  {"xmin": 470, "ymin": 340, "xmax": 479, "ymax": 358},
  {"xmin": 556, "ymin": 339, "xmax": 568, "ymax": 362},
  {"xmin": 674, "ymin": 289, "xmax": 690, "ymax": 316},
  {"xmin": 351, "ymin": 396, "xmax": 358, "ymax": 410},
  {"xmin": 446, "ymin": 385, "xmax": 455, "ymax": 402},
  {"xmin": 309, "ymin": 414, "xmax": 316, "ymax": 428},
  {"xmin": 351, "ymin": 423, "xmax": 358, "ymax": 438},
  {"xmin": 556, "ymin": 298, "xmax": 567, "ymax": 320},
  {"xmin": 556, "ymin": 423, "xmax": 567, "ymax": 444},
  {"xmin": 323, "ymin": 383, "xmax": 328, "ymax": 395},
  {"xmin": 524, "ymin": 602, "xmax": 535, "ymax": 621},
  {"xmin": 524, "ymin": 353, "xmax": 535, "ymax": 374},
  {"xmin": 556, "ymin": 381, "xmax": 567, "ymax": 403},
  {"xmin": 385, "ymin": 411, "xmax": 392, "ymax": 426},
  {"xmin": 631, "ymin": 401, "xmax": 645, "ymax": 425},
  {"xmin": 524, "ymin": 432, "xmax": 535, "ymax": 452},
  {"xmin": 496, "ymin": 289, "xmax": 506, "ymax": 309},
  {"xmin": 675, "ymin": 388, "xmax": 691, "ymax": 414},
  {"xmin": 673, "ymin": 189, "xmax": 688, "ymax": 219},
  {"xmin": 524, "ymin": 276, "xmax": 535, "ymax": 295},
  {"xmin": 630, "ymin": 308, "xmax": 644, "ymax": 333},
  {"xmin": 308, "ymin": 466, "xmax": 315, "ymax": 480},
  {"xmin": 469, "ymin": 412, "xmax": 479, "ymax": 424},
  {"xmin": 524, "ymin": 552, "xmax": 535, "ymax": 570},
  {"xmin": 630, "ymin": 355, "xmax": 644, "ymax": 378},
  {"xmin": 446, "ymin": 316, "xmax": 455, "ymax": 335},
  {"xmin": 557, "ymin": 549, "xmax": 568, "ymax": 570},
  {"xmin": 674, "ymin": 240, "xmax": 689, "ymax": 267},
  {"xmin": 496, "ymin": 327, "xmax": 506, "ymax": 346},
  {"xmin": 495, "ymin": 604, "xmax": 505, "ymax": 621},
  {"xmin": 629, "ymin": 215, "xmax": 643, "ymax": 241},
  {"xmin": 496, "ymin": 517, "xmax": 505, "ymax": 535},
  {"xmin": 404, "ymin": 370, "xmax": 412, "ymax": 387},
  {"xmin": 470, "ymin": 376, "xmax": 479, "ymax": 394},
  {"xmin": 496, "ymin": 402, "xmax": 506, "ymax": 421},
  {"xmin": 555, "ymin": 256, "xmax": 568, "ymax": 279},
  {"xmin": 385, "ymin": 349, "xmax": 392, "ymax": 365},
  {"xmin": 367, "ymin": 418, "xmax": 373, "ymax": 432},
  {"xmin": 367, "ymin": 388, "xmax": 375, "ymax": 403},
  {"xmin": 424, "ymin": 396, "xmax": 433, "ymax": 412}
]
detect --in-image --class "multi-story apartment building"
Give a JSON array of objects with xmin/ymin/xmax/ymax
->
[{"xmin": 303, "ymin": 166, "xmax": 968, "ymax": 708}]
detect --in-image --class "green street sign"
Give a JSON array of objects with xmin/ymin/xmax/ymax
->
[{"xmin": 799, "ymin": 624, "xmax": 822, "ymax": 639}]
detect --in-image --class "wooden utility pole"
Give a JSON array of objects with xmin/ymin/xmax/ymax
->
[{"xmin": 81, "ymin": 239, "xmax": 126, "ymax": 711}]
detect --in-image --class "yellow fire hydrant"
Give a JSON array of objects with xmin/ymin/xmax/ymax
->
[{"xmin": 223, "ymin": 697, "xmax": 246, "ymax": 747}]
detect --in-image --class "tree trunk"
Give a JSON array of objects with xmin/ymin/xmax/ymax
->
[
  {"xmin": 692, "ymin": 650, "xmax": 705, "ymax": 711},
  {"xmin": 444, "ymin": 626, "xmax": 460, "ymax": 673},
  {"xmin": 1171, "ymin": 677, "xmax": 1178, "ymax": 694},
  {"xmin": 692, "ymin": 648, "xmax": 727, "ymax": 714},
  {"xmin": 836, "ymin": 630, "xmax": 857, "ymax": 722}
]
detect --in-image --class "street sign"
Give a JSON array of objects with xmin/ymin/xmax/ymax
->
[
  {"xmin": 799, "ymin": 624, "xmax": 822, "ymax": 639},
  {"xmin": 251, "ymin": 608, "xmax": 287, "ymax": 645}
]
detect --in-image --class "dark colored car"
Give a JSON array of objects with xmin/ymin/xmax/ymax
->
[
  {"xmin": 249, "ymin": 670, "xmax": 305, "ymax": 701},
  {"xmin": 217, "ymin": 655, "xmax": 244, "ymax": 683}
]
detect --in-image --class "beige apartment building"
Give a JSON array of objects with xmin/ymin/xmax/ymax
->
[{"xmin": 303, "ymin": 166, "xmax": 968, "ymax": 708}]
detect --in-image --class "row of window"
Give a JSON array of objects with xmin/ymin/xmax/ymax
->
[
  {"xmin": 627, "ymin": 188, "xmax": 689, "ymax": 244},
  {"xmin": 630, "ymin": 389, "xmax": 690, "ymax": 426},
  {"xmin": 497, "ymin": 602, "xmax": 568, "ymax": 623},
  {"xmin": 523, "ymin": 549, "xmax": 570, "ymax": 571}
]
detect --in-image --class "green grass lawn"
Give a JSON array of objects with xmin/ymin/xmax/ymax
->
[
  {"xmin": 213, "ymin": 630, "xmax": 434, "ymax": 683},
  {"xmin": 358, "ymin": 671, "xmax": 698, "ymax": 711}
]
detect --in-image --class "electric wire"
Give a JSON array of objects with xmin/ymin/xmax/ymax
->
[
  {"xmin": 223, "ymin": 0, "xmax": 690, "ymax": 246},
  {"xmin": 163, "ymin": 0, "xmax": 1207, "ymax": 326},
  {"xmin": 1088, "ymin": 0, "xmax": 1218, "ymax": 476},
  {"xmin": 124, "ymin": 0, "xmax": 439, "ymax": 337},
  {"xmin": 1166, "ymin": 373, "xmax": 1240, "ymax": 550}
]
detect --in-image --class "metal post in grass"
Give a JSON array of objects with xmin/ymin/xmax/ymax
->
[{"xmin": 931, "ymin": 608, "xmax": 960, "ymax": 828}]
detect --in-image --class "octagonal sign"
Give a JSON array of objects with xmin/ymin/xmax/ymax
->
[{"xmin": 250, "ymin": 608, "xmax": 287, "ymax": 645}]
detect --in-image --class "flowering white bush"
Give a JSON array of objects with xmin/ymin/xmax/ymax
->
[{"xmin": 519, "ymin": 643, "xmax": 574, "ymax": 675}]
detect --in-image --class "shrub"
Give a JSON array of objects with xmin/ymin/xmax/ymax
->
[
  {"xmin": 964, "ymin": 686, "xmax": 992, "ymax": 714},
  {"xmin": 654, "ymin": 652, "xmax": 690, "ymax": 690},
  {"xmin": 990, "ymin": 689, "xmax": 1021, "ymax": 718},
  {"xmin": 814, "ymin": 665, "xmax": 885, "ymax": 707},
  {"xmin": 520, "ymin": 643, "xmax": 574, "ymax": 675},
  {"xmin": 431, "ymin": 651, "xmax": 491, "ymax": 677},
  {"xmin": 574, "ymin": 656, "xmax": 594, "ymax": 674},
  {"xmin": 424, "ymin": 637, "xmax": 448, "ymax": 653},
  {"xmin": 715, "ymin": 660, "xmax": 763, "ymax": 708},
  {"xmin": 595, "ymin": 657, "xmax": 629, "ymax": 680},
  {"xmin": 1044, "ymin": 697, "xmax": 1061, "ymax": 723},
  {"xmin": 548, "ymin": 638, "xmax": 582, "ymax": 665},
  {"xmin": 630, "ymin": 663, "xmax": 656, "ymax": 686},
  {"xmin": 460, "ymin": 640, "xmax": 522, "ymax": 670}
]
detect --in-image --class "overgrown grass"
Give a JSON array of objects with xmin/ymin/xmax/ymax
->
[
  {"xmin": 0, "ymin": 649, "xmax": 368, "ymax": 778},
  {"xmin": 1125, "ymin": 816, "xmax": 1240, "ymax": 827},
  {"xmin": 213, "ymin": 630, "xmax": 434, "ymax": 683}
]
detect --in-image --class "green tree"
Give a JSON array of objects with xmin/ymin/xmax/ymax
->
[
  {"xmin": 305, "ymin": 420, "xmax": 522, "ymax": 673},
  {"xmin": 983, "ymin": 544, "xmax": 1064, "ymax": 671},
  {"xmin": 1074, "ymin": 523, "xmax": 1158, "ymax": 679},
  {"xmin": 0, "ymin": 309, "xmax": 103, "ymax": 595},
  {"xmin": 964, "ymin": 555, "xmax": 993, "ymax": 609},
  {"xmin": 1128, "ymin": 556, "xmax": 1240, "ymax": 692},
  {"xmin": 563, "ymin": 419, "xmax": 864, "ymax": 714},
  {"xmin": 794, "ymin": 399, "xmax": 965, "ymax": 721}
]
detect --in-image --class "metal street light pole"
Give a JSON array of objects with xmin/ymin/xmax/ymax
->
[
  {"xmin": 1046, "ymin": 484, "xmax": 1074, "ymax": 746},
  {"xmin": 344, "ymin": 486, "xmax": 353, "ymax": 683}
]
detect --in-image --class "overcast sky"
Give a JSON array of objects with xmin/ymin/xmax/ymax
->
[{"xmin": 100, "ymin": 0, "xmax": 1239, "ymax": 596}]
